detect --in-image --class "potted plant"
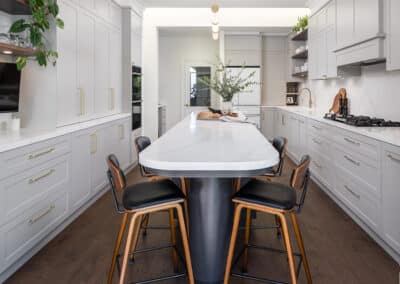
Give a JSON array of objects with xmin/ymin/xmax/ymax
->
[
  {"xmin": 8, "ymin": 0, "xmax": 64, "ymax": 70},
  {"xmin": 293, "ymin": 15, "xmax": 309, "ymax": 32},
  {"xmin": 201, "ymin": 61, "xmax": 257, "ymax": 114}
]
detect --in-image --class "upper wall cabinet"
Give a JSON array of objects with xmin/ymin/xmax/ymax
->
[
  {"xmin": 131, "ymin": 10, "xmax": 142, "ymax": 66},
  {"xmin": 335, "ymin": 0, "xmax": 385, "ymax": 66},
  {"xmin": 386, "ymin": 0, "xmax": 400, "ymax": 71},
  {"xmin": 224, "ymin": 35, "xmax": 262, "ymax": 66}
]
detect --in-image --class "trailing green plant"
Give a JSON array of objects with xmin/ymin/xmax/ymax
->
[
  {"xmin": 9, "ymin": 0, "xmax": 64, "ymax": 70},
  {"xmin": 293, "ymin": 15, "xmax": 308, "ymax": 32},
  {"xmin": 200, "ymin": 60, "xmax": 257, "ymax": 102}
]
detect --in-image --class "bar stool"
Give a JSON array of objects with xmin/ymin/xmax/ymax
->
[
  {"xmin": 224, "ymin": 155, "xmax": 312, "ymax": 284},
  {"xmin": 135, "ymin": 136, "xmax": 190, "ymax": 235},
  {"xmin": 106, "ymin": 154, "xmax": 194, "ymax": 284}
]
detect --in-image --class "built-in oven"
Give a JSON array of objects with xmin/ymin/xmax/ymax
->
[{"xmin": 132, "ymin": 66, "xmax": 142, "ymax": 130}]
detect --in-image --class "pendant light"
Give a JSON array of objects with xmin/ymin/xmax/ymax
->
[{"xmin": 211, "ymin": 2, "xmax": 219, "ymax": 40}]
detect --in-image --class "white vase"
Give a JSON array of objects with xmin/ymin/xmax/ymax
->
[{"xmin": 220, "ymin": 101, "xmax": 233, "ymax": 115}]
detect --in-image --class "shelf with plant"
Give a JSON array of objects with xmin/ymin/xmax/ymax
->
[
  {"xmin": 291, "ymin": 15, "xmax": 308, "ymax": 41},
  {"xmin": 7, "ymin": 0, "xmax": 64, "ymax": 70}
]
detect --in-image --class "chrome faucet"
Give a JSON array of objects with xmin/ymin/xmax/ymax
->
[{"xmin": 299, "ymin": 87, "xmax": 312, "ymax": 109}]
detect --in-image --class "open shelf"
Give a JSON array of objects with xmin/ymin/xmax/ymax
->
[
  {"xmin": 0, "ymin": 0, "xmax": 30, "ymax": 15},
  {"xmin": 292, "ymin": 49, "xmax": 308, "ymax": 59},
  {"xmin": 291, "ymin": 29, "xmax": 308, "ymax": 41},
  {"xmin": 292, "ymin": 71, "xmax": 308, "ymax": 78},
  {"xmin": 0, "ymin": 42, "xmax": 37, "ymax": 57}
]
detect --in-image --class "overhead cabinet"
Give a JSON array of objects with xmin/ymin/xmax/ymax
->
[
  {"xmin": 335, "ymin": 0, "xmax": 385, "ymax": 66},
  {"xmin": 386, "ymin": 0, "xmax": 400, "ymax": 71}
]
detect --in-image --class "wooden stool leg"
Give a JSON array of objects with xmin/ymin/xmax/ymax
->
[
  {"xmin": 180, "ymin": 177, "xmax": 190, "ymax": 234},
  {"xmin": 119, "ymin": 213, "xmax": 140, "ymax": 284},
  {"xmin": 290, "ymin": 213, "xmax": 312, "ymax": 284},
  {"xmin": 224, "ymin": 204, "xmax": 244, "ymax": 284},
  {"xmin": 234, "ymin": 178, "xmax": 241, "ymax": 192},
  {"xmin": 108, "ymin": 213, "xmax": 128, "ymax": 284},
  {"xmin": 168, "ymin": 208, "xmax": 179, "ymax": 272},
  {"xmin": 175, "ymin": 204, "xmax": 195, "ymax": 284},
  {"xmin": 130, "ymin": 215, "xmax": 144, "ymax": 261},
  {"xmin": 278, "ymin": 213, "xmax": 297, "ymax": 284},
  {"xmin": 242, "ymin": 208, "xmax": 252, "ymax": 273}
]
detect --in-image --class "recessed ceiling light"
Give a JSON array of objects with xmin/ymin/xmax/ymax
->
[{"xmin": 2, "ymin": 50, "xmax": 13, "ymax": 55}]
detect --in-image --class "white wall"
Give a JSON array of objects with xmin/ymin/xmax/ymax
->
[
  {"xmin": 262, "ymin": 36, "xmax": 287, "ymax": 106},
  {"xmin": 142, "ymin": 7, "xmax": 310, "ymax": 140},
  {"xmin": 306, "ymin": 64, "xmax": 400, "ymax": 121},
  {"xmin": 159, "ymin": 32, "xmax": 218, "ymax": 130}
]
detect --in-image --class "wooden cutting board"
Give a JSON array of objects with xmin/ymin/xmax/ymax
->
[{"xmin": 329, "ymin": 88, "xmax": 347, "ymax": 113}]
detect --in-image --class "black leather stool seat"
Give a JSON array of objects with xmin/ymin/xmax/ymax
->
[
  {"xmin": 122, "ymin": 179, "xmax": 185, "ymax": 210},
  {"xmin": 234, "ymin": 179, "xmax": 297, "ymax": 210}
]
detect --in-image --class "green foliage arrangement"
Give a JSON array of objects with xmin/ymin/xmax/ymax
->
[
  {"xmin": 9, "ymin": 0, "xmax": 64, "ymax": 70},
  {"xmin": 200, "ymin": 60, "xmax": 257, "ymax": 102},
  {"xmin": 293, "ymin": 15, "xmax": 309, "ymax": 32}
]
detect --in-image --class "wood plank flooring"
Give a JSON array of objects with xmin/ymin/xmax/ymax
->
[{"xmin": 5, "ymin": 159, "xmax": 399, "ymax": 284}]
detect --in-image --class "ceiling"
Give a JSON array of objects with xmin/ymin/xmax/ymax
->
[{"xmin": 140, "ymin": 0, "xmax": 308, "ymax": 8}]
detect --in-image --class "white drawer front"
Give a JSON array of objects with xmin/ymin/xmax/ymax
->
[
  {"xmin": 307, "ymin": 118, "xmax": 332, "ymax": 138},
  {"xmin": 334, "ymin": 147, "xmax": 380, "ymax": 197},
  {"xmin": 309, "ymin": 150, "xmax": 335, "ymax": 190},
  {"xmin": 308, "ymin": 132, "xmax": 333, "ymax": 158},
  {"xmin": 0, "ymin": 191, "xmax": 68, "ymax": 273},
  {"xmin": 335, "ymin": 166, "xmax": 380, "ymax": 232},
  {"xmin": 334, "ymin": 128, "xmax": 379, "ymax": 161},
  {"xmin": 0, "ymin": 137, "xmax": 70, "ymax": 180},
  {"xmin": 0, "ymin": 155, "xmax": 69, "ymax": 225}
]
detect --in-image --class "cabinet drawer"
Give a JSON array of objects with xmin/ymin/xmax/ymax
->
[
  {"xmin": 0, "ymin": 136, "xmax": 70, "ymax": 180},
  {"xmin": 307, "ymin": 119, "xmax": 332, "ymax": 138},
  {"xmin": 0, "ymin": 155, "xmax": 69, "ymax": 225},
  {"xmin": 308, "ymin": 132, "xmax": 332, "ymax": 158},
  {"xmin": 334, "ymin": 128, "xmax": 379, "ymax": 161},
  {"xmin": 335, "ymin": 166, "xmax": 380, "ymax": 232},
  {"xmin": 0, "ymin": 191, "xmax": 68, "ymax": 273},
  {"xmin": 334, "ymin": 147, "xmax": 380, "ymax": 197},
  {"xmin": 309, "ymin": 150, "xmax": 334, "ymax": 190}
]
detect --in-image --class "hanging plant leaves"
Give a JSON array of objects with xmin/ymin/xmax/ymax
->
[{"xmin": 9, "ymin": 0, "xmax": 64, "ymax": 70}]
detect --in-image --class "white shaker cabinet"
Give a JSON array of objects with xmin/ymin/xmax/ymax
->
[
  {"xmin": 90, "ymin": 126, "xmax": 109, "ymax": 194},
  {"xmin": 95, "ymin": 0, "xmax": 109, "ymax": 21},
  {"xmin": 114, "ymin": 119, "xmax": 131, "ymax": 171},
  {"xmin": 336, "ymin": 0, "xmax": 354, "ymax": 50},
  {"xmin": 57, "ymin": 1, "xmax": 79, "ymax": 126},
  {"xmin": 109, "ymin": 28, "xmax": 122, "ymax": 114},
  {"xmin": 94, "ymin": 19, "xmax": 111, "ymax": 116},
  {"xmin": 261, "ymin": 108, "xmax": 275, "ymax": 141},
  {"xmin": 381, "ymin": 145, "xmax": 400, "ymax": 254},
  {"xmin": 386, "ymin": 0, "xmax": 400, "ymax": 71},
  {"xmin": 69, "ymin": 130, "xmax": 91, "ymax": 213}
]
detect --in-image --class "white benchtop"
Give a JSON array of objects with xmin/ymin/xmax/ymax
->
[
  {"xmin": 139, "ymin": 113, "xmax": 279, "ymax": 172},
  {"xmin": 0, "ymin": 113, "xmax": 131, "ymax": 153},
  {"xmin": 262, "ymin": 106, "xmax": 400, "ymax": 148}
]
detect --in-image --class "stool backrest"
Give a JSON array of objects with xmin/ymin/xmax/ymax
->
[
  {"xmin": 272, "ymin": 136, "xmax": 288, "ymax": 176},
  {"xmin": 135, "ymin": 136, "xmax": 153, "ymax": 177},
  {"xmin": 289, "ymin": 155, "xmax": 311, "ymax": 213},
  {"xmin": 106, "ymin": 154, "xmax": 127, "ymax": 213}
]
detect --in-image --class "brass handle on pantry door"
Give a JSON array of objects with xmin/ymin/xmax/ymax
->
[
  {"xmin": 110, "ymin": 88, "xmax": 115, "ymax": 111},
  {"xmin": 78, "ymin": 88, "xmax": 85, "ymax": 115},
  {"xmin": 90, "ymin": 133, "xmax": 97, "ymax": 154}
]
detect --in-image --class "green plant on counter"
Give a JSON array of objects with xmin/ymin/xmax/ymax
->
[
  {"xmin": 9, "ymin": 0, "xmax": 64, "ymax": 70},
  {"xmin": 293, "ymin": 15, "xmax": 309, "ymax": 32},
  {"xmin": 200, "ymin": 59, "xmax": 257, "ymax": 102}
]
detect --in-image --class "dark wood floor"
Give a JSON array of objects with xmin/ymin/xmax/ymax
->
[{"xmin": 5, "ymin": 159, "xmax": 399, "ymax": 284}]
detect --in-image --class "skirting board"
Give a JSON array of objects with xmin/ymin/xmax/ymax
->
[{"xmin": 0, "ymin": 162, "xmax": 138, "ymax": 283}]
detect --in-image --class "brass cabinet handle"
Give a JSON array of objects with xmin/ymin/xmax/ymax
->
[
  {"xmin": 312, "ymin": 138, "xmax": 322, "ymax": 145},
  {"xmin": 28, "ymin": 147, "xmax": 55, "ymax": 160},
  {"xmin": 29, "ymin": 169, "xmax": 55, "ymax": 184},
  {"xmin": 344, "ymin": 185, "xmax": 360, "ymax": 200},
  {"xmin": 78, "ymin": 88, "xmax": 85, "ymax": 115},
  {"xmin": 344, "ymin": 155, "xmax": 360, "ymax": 166},
  {"xmin": 110, "ymin": 88, "xmax": 115, "ymax": 111},
  {"xmin": 28, "ymin": 204, "xmax": 55, "ymax": 225},
  {"xmin": 90, "ymin": 133, "xmax": 97, "ymax": 154},
  {"xmin": 344, "ymin": 137, "xmax": 361, "ymax": 146},
  {"xmin": 387, "ymin": 154, "xmax": 400, "ymax": 163}
]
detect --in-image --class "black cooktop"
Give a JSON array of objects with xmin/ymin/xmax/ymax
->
[{"xmin": 324, "ymin": 114, "xmax": 400, "ymax": 127}]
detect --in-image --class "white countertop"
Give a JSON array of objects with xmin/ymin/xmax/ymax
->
[
  {"xmin": 262, "ymin": 106, "xmax": 400, "ymax": 148},
  {"xmin": 139, "ymin": 113, "xmax": 279, "ymax": 172},
  {"xmin": 0, "ymin": 113, "xmax": 131, "ymax": 153}
]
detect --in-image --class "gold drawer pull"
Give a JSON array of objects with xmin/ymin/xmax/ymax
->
[
  {"xmin": 388, "ymin": 154, "xmax": 400, "ymax": 163},
  {"xmin": 344, "ymin": 137, "xmax": 361, "ymax": 146},
  {"xmin": 28, "ymin": 147, "xmax": 55, "ymax": 160},
  {"xmin": 344, "ymin": 185, "xmax": 360, "ymax": 200},
  {"xmin": 28, "ymin": 205, "xmax": 55, "ymax": 225},
  {"xmin": 344, "ymin": 155, "xmax": 360, "ymax": 166},
  {"xmin": 29, "ymin": 169, "xmax": 55, "ymax": 184}
]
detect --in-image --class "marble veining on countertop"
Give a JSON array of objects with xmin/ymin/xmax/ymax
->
[{"xmin": 262, "ymin": 106, "xmax": 400, "ymax": 148}]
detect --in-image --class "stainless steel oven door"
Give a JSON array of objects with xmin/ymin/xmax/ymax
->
[{"xmin": 132, "ymin": 102, "xmax": 141, "ymax": 131}]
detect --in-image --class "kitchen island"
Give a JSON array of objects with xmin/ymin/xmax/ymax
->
[{"xmin": 139, "ymin": 113, "xmax": 279, "ymax": 284}]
